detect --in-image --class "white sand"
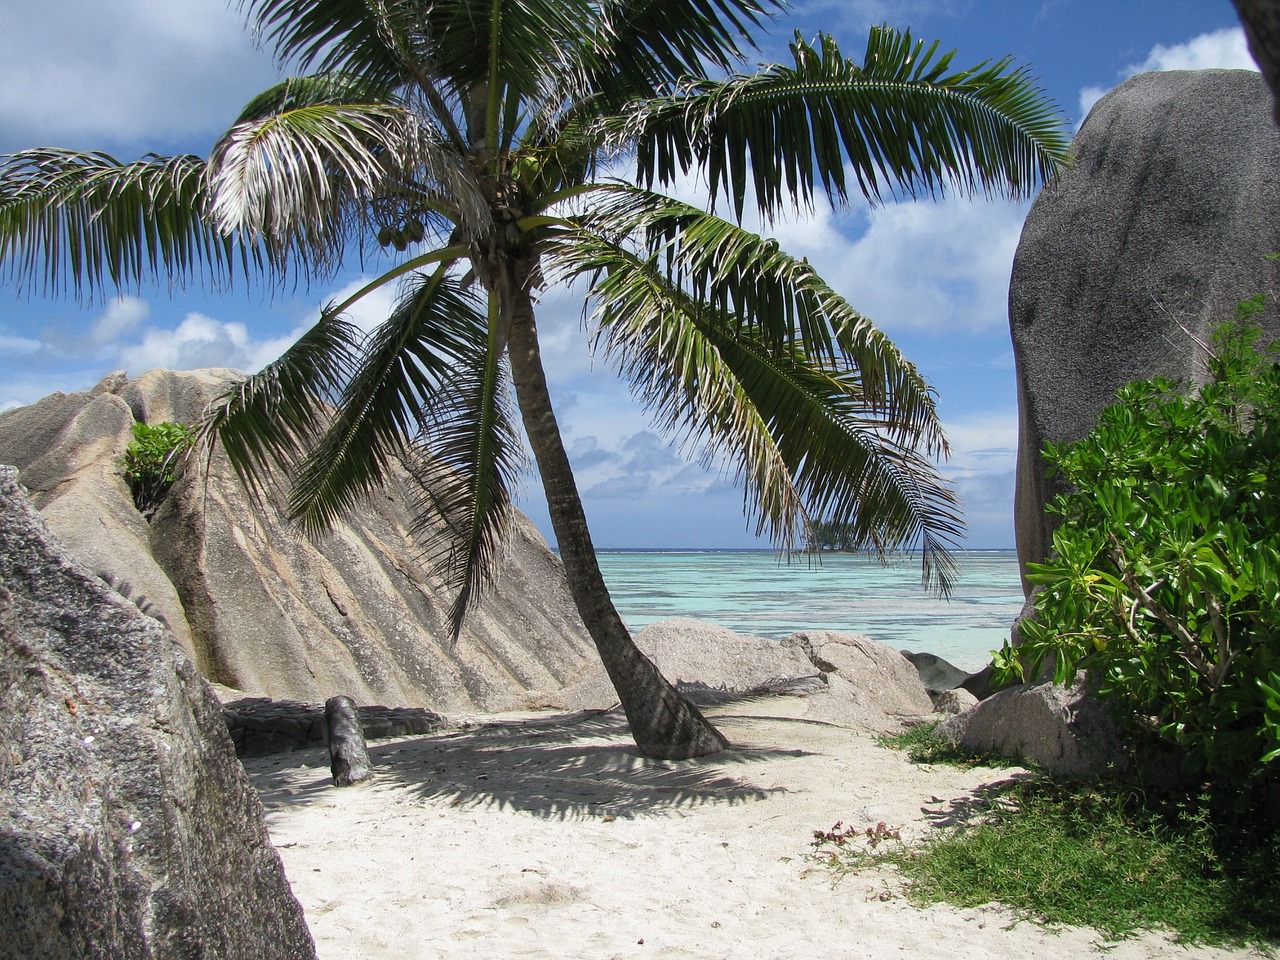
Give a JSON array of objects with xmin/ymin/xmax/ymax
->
[{"xmin": 245, "ymin": 699, "xmax": 1268, "ymax": 960}]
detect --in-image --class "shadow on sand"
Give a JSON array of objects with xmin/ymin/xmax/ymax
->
[{"xmin": 248, "ymin": 707, "xmax": 821, "ymax": 821}]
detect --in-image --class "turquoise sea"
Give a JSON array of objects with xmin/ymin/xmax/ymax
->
[{"xmin": 595, "ymin": 549, "xmax": 1025, "ymax": 673}]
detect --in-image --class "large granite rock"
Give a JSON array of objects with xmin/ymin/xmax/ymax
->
[
  {"xmin": 1009, "ymin": 70, "xmax": 1280, "ymax": 585},
  {"xmin": 1235, "ymin": 0, "xmax": 1280, "ymax": 122},
  {"xmin": 935, "ymin": 679, "xmax": 1181, "ymax": 785},
  {"xmin": 628, "ymin": 618, "xmax": 935, "ymax": 733},
  {"xmin": 782, "ymin": 630, "xmax": 937, "ymax": 729},
  {"xmin": 0, "ymin": 466, "xmax": 316, "ymax": 960},
  {"xmin": 0, "ymin": 368, "xmax": 607, "ymax": 713}
]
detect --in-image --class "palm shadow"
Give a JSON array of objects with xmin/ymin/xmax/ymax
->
[
  {"xmin": 920, "ymin": 773, "xmax": 1037, "ymax": 829},
  {"xmin": 250, "ymin": 708, "xmax": 819, "ymax": 821}
]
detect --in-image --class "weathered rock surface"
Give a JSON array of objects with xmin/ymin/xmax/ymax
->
[
  {"xmin": 900, "ymin": 650, "xmax": 971, "ymax": 692},
  {"xmin": 931, "ymin": 687, "xmax": 978, "ymax": 716},
  {"xmin": 935, "ymin": 680, "xmax": 1123, "ymax": 778},
  {"xmin": 782, "ymin": 630, "xmax": 937, "ymax": 730},
  {"xmin": 936, "ymin": 679, "xmax": 1180, "ymax": 783},
  {"xmin": 1235, "ymin": 0, "xmax": 1280, "ymax": 122},
  {"xmin": 0, "ymin": 466, "xmax": 316, "ymax": 960},
  {"xmin": 635, "ymin": 618, "xmax": 819, "ymax": 692},
  {"xmin": 1010, "ymin": 69, "xmax": 1280, "ymax": 584},
  {"xmin": 0, "ymin": 368, "xmax": 607, "ymax": 713},
  {"xmin": 630, "ymin": 618, "xmax": 935, "ymax": 732}
]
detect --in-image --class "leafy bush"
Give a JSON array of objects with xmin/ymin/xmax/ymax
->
[
  {"xmin": 995, "ymin": 304, "xmax": 1280, "ymax": 786},
  {"xmin": 121, "ymin": 420, "xmax": 194, "ymax": 516}
]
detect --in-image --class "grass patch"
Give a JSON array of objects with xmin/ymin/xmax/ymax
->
[
  {"xmin": 876, "ymin": 721, "xmax": 1019, "ymax": 768},
  {"xmin": 814, "ymin": 772, "xmax": 1280, "ymax": 948}
]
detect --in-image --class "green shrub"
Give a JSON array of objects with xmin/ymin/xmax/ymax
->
[
  {"xmin": 121, "ymin": 420, "xmax": 195, "ymax": 516},
  {"xmin": 995, "ymin": 303, "xmax": 1280, "ymax": 788}
]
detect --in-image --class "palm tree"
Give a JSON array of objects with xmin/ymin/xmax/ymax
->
[{"xmin": 0, "ymin": 0, "xmax": 1068, "ymax": 758}]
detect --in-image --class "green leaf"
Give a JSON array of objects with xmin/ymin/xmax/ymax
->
[{"xmin": 622, "ymin": 27, "xmax": 1069, "ymax": 221}]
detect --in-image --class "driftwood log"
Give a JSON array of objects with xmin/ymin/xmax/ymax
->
[{"xmin": 324, "ymin": 695, "xmax": 372, "ymax": 787}]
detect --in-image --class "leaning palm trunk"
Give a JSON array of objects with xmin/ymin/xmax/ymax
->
[{"xmin": 507, "ymin": 286, "xmax": 728, "ymax": 759}]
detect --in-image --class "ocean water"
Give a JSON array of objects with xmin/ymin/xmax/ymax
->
[{"xmin": 595, "ymin": 549, "xmax": 1025, "ymax": 673}]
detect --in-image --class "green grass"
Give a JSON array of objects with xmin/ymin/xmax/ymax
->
[
  {"xmin": 815, "ymin": 728, "xmax": 1280, "ymax": 948},
  {"xmin": 875, "ymin": 721, "xmax": 1020, "ymax": 768}
]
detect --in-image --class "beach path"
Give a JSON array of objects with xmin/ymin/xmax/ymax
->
[{"xmin": 245, "ymin": 700, "xmax": 1265, "ymax": 960}]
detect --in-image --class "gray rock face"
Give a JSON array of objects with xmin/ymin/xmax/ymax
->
[
  {"xmin": 0, "ymin": 368, "xmax": 607, "ymax": 713},
  {"xmin": 631, "ymin": 618, "xmax": 935, "ymax": 732},
  {"xmin": 1009, "ymin": 69, "xmax": 1280, "ymax": 583},
  {"xmin": 635, "ymin": 617, "xmax": 819, "ymax": 693},
  {"xmin": 782, "ymin": 630, "xmax": 937, "ymax": 729},
  {"xmin": 935, "ymin": 678, "xmax": 1180, "ymax": 784},
  {"xmin": 0, "ymin": 466, "xmax": 315, "ymax": 960},
  {"xmin": 1234, "ymin": 0, "xmax": 1280, "ymax": 122}
]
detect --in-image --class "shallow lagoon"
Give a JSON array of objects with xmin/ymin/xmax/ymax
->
[{"xmin": 595, "ymin": 549, "xmax": 1024, "ymax": 673}]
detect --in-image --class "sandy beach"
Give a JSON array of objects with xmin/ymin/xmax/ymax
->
[{"xmin": 245, "ymin": 697, "xmax": 1268, "ymax": 960}]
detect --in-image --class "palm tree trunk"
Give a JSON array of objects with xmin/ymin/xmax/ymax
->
[{"xmin": 505, "ymin": 285, "xmax": 728, "ymax": 759}]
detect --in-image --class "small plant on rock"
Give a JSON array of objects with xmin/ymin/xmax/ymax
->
[{"xmin": 121, "ymin": 420, "xmax": 194, "ymax": 517}]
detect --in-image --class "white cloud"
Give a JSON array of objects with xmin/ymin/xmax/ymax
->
[
  {"xmin": 821, "ymin": 195, "xmax": 1028, "ymax": 334},
  {"xmin": 0, "ymin": 0, "xmax": 279, "ymax": 151},
  {"xmin": 0, "ymin": 334, "xmax": 41, "ymax": 357},
  {"xmin": 119, "ymin": 312, "xmax": 254, "ymax": 373},
  {"xmin": 937, "ymin": 410, "xmax": 1020, "ymax": 547},
  {"xmin": 90, "ymin": 296, "xmax": 149, "ymax": 345},
  {"xmin": 1130, "ymin": 27, "xmax": 1255, "ymax": 74},
  {"xmin": 1078, "ymin": 27, "xmax": 1258, "ymax": 122},
  {"xmin": 942, "ymin": 411, "xmax": 1019, "ymax": 480},
  {"xmin": 76, "ymin": 275, "xmax": 422, "ymax": 380}
]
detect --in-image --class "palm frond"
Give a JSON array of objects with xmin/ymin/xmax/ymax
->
[
  {"xmin": 286, "ymin": 264, "xmax": 487, "ymax": 538},
  {"xmin": 197, "ymin": 306, "xmax": 363, "ymax": 509},
  {"xmin": 242, "ymin": 0, "xmax": 411, "ymax": 87},
  {"xmin": 567, "ymin": 0, "xmax": 777, "ymax": 110},
  {"xmin": 219, "ymin": 76, "xmax": 493, "ymax": 257},
  {"xmin": 618, "ymin": 26, "xmax": 1070, "ymax": 221},
  {"xmin": 547, "ymin": 226, "xmax": 962, "ymax": 592},
  {"xmin": 0, "ymin": 149, "xmax": 254, "ymax": 295},
  {"xmin": 403, "ymin": 293, "xmax": 525, "ymax": 638},
  {"xmin": 244, "ymin": 0, "xmax": 592, "ymax": 135},
  {"xmin": 706, "ymin": 328, "xmax": 964, "ymax": 593},
  {"xmin": 561, "ymin": 184, "xmax": 947, "ymax": 455},
  {"xmin": 209, "ymin": 101, "xmax": 423, "ymax": 266},
  {"xmin": 520, "ymin": 0, "xmax": 779, "ymax": 169},
  {"xmin": 234, "ymin": 71, "xmax": 401, "ymax": 123}
]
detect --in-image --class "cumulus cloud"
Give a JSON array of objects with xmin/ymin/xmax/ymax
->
[
  {"xmin": 1078, "ymin": 26, "xmax": 1257, "ymax": 121},
  {"xmin": 1131, "ymin": 26, "xmax": 1255, "ymax": 74},
  {"xmin": 935, "ymin": 411, "xmax": 1020, "ymax": 547},
  {"xmin": 118, "ymin": 312, "xmax": 256, "ymax": 373},
  {"xmin": 805, "ymin": 195, "xmax": 1028, "ymax": 334},
  {"xmin": 67, "ymin": 274, "xmax": 413, "ymax": 381},
  {"xmin": 0, "ymin": 0, "xmax": 279, "ymax": 152},
  {"xmin": 0, "ymin": 333, "xmax": 41, "ymax": 357},
  {"xmin": 90, "ymin": 296, "xmax": 149, "ymax": 345},
  {"xmin": 942, "ymin": 411, "xmax": 1019, "ymax": 479}
]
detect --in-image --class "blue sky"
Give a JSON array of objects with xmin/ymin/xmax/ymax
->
[{"xmin": 0, "ymin": 0, "xmax": 1258, "ymax": 549}]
